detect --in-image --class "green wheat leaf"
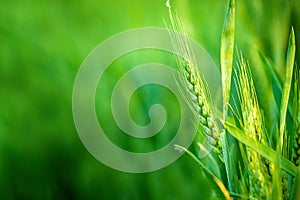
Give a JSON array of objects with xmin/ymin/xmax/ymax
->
[
  {"xmin": 279, "ymin": 27, "xmax": 296, "ymax": 151},
  {"xmin": 220, "ymin": 0, "xmax": 235, "ymax": 118},
  {"xmin": 220, "ymin": 131, "xmax": 233, "ymax": 191},
  {"xmin": 196, "ymin": 143, "xmax": 222, "ymax": 180},
  {"xmin": 258, "ymin": 49, "xmax": 283, "ymax": 93},
  {"xmin": 224, "ymin": 120, "xmax": 297, "ymax": 176},
  {"xmin": 258, "ymin": 49, "xmax": 293, "ymax": 118},
  {"xmin": 220, "ymin": 0, "xmax": 235, "ymax": 193}
]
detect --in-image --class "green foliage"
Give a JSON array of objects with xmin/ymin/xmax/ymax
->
[
  {"xmin": 1, "ymin": 0, "xmax": 299, "ymax": 199},
  {"xmin": 170, "ymin": 0, "xmax": 299, "ymax": 199}
]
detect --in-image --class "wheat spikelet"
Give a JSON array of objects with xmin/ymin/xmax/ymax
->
[
  {"xmin": 166, "ymin": 2, "xmax": 222, "ymax": 158},
  {"xmin": 235, "ymin": 54, "xmax": 272, "ymax": 199},
  {"xmin": 180, "ymin": 57, "xmax": 222, "ymax": 156},
  {"xmin": 282, "ymin": 171, "xmax": 289, "ymax": 200},
  {"xmin": 292, "ymin": 68, "xmax": 300, "ymax": 166}
]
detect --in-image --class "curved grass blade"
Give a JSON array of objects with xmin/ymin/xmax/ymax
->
[
  {"xmin": 224, "ymin": 120, "xmax": 297, "ymax": 176},
  {"xmin": 197, "ymin": 143, "xmax": 222, "ymax": 179},
  {"xmin": 174, "ymin": 145, "xmax": 230, "ymax": 200},
  {"xmin": 279, "ymin": 27, "xmax": 296, "ymax": 151}
]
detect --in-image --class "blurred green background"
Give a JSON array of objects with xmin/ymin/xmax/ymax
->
[{"xmin": 0, "ymin": 0, "xmax": 299, "ymax": 199}]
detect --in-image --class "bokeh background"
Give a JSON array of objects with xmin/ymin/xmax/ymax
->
[{"xmin": 1, "ymin": 0, "xmax": 299, "ymax": 199}]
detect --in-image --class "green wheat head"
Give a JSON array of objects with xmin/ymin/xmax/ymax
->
[
  {"xmin": 292, "ymin": 68, "xmax": 300, "ymax": 166},
  {"xmin": 235, "ymin": 54, "xmax": 272, "ymax": 198},
  {"xmin": 167, "ymin": 2, "xmax": 223, "ymax": 158}
]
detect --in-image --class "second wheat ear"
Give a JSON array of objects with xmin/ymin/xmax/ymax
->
[
  {"xmin": 235, "ymin": 54, "xmax": 272, "ymax": 199},
  {"xmin": 292, "ymin": 68, "xmax": 300, "ymax": 166}
]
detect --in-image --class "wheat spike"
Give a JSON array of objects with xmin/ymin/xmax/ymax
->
[
  {"xmin": 292, "ymin": 68, "xmax": 300, "ymax": 166},
  {"xmin": 235, "ymin": 54, "xmax": 272, "ymax": 199},
  {"xmin": 167, "ymin": 3, "xmax": 223, "ymax": 158},
  {"xmin": 180, "ymin": 57, "xmax": 222, "ymax": 156}
]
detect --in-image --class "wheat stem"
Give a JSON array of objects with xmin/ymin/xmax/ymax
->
[{"xmin": 280, "ymin": 27, "xmax": 296, "ymax": 152}]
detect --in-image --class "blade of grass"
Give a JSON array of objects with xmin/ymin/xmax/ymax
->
[
  {"xmin": 258, "ymin": 49, "xmax": 283, "ymax": 92},
  {"xmin": 174, "ymin": 145, "xmax": 230, "ymax": 200},
  {"xmin": 197, "ymin": 143, "xmax": 222, "ymax": 179},
  {"xmin": 220, "ymin": 0, "xmax": 235, "ymax": 117},
  {"xmin": 279, "ymin": 27, "xmax": 296, "ymax": 151},
  {"xmin": 224, "ymin": 120, "xmax": 297, "ymax": 176},
  {"xmin": 220, "ymin": 131, "xmax": 231, "ymax": 188},
  {"xmin": 258, "ymin": 49, "xmax": 281, "ymax": 113},
  {"xmin": 258, "ymin": 49, "xmax": 293, "ymax": 117},
  {"xmin": 220, "ymin": 0, "xmax": 235, "ymax": 193}
]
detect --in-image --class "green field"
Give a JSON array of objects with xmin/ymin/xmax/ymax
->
[{"xmin": 1, "ymin": 0, "xmax": 299, "ymax": 199}]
